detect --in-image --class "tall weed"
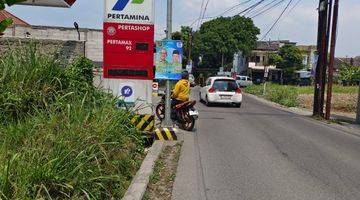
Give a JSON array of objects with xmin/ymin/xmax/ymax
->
[
  {"xmin": 245, "ymin": 84, "xmax": 299, "ymax": 107},
  {"xmin": 0, "ymin": 42, "xmax": 144, "ymax": 199}
]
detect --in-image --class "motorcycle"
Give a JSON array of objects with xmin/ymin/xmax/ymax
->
[{"xmin": 156, "ymin": 94, "xmax": 198, "ymax": 131}]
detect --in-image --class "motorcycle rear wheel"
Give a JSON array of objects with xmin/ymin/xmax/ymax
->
[
  {"xmin": 180, "ymin": 115, "xmax": 195, "ymax": 131},
  {"xmin": 156, "ymin": 104, "xmax": 165, "ymax": 120}
]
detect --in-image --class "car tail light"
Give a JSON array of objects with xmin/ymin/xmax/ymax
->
[
  {"xmin": 236, "ymin": 88, "xmax": 242, "ymax": 94},
  {"xmin": 208, "ymin": 87, "xmax": 215, "ymax": 93}
]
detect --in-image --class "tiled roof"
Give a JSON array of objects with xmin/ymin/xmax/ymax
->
[
  {"xmin": 0, "ymin": 10, "xmax": 29, "ymax": 26},
  {"xmin": 256, "ymin": 40, "xmax": 297, "ymax": 51},
  {"xmin": 334, "ymin": 57, "xmax": 360, "ymax": 69}
]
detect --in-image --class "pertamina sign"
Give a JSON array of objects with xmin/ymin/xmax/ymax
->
[
  {"xmin": 104, "ymin": 0, "xmax": 155, "ymax": 24},
  {"xmin": 102, "ymin": 0, "xmax": 155, "ymax": 113},
  {"xmin": 103, "ymin": 0, "xmax": 155, "ymax": 80}
]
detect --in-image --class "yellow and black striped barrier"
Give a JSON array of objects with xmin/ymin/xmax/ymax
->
[
  {"xmin": 131, "ymin": 114, "xmax": 155, "ymax": 133},
  {"xmin": 154, "ymin": 128, "xmax": 178, "ymax": 141}
]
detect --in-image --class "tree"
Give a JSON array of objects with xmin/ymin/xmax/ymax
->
[
  {"xmin": 171, "ymin": 31, "xmax": 182, "ymax": 40},
  {"xmin": 192, "ymin": 16, "xmax": 260, "ymax": 68},
  {"xmin": 171, "ymin": 26, "xmax": 193, "ymax": 66},
  {"xmin": 269, "ymin": 44, "xmax": 304, "ymax": 84},
  {"xmin": 0, "ymin": 0, "xmax": 27, "ymax": 36},
  {"xmin": 339, "ymin": 65, "xmax": 360, "ymax": 85},
  {"xmin": 268, "ymin": 53, "xmax": 283, "ymax": 66}
]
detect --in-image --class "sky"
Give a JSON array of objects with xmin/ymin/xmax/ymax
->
[{"xmin": 5, "ymin": 0, "xmax": 360, "ymax": 57}]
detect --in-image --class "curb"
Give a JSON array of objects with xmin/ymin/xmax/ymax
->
[
  {"xmin": 154, "ymin": 127, "xmax": 178, "ymax": 141},
  {"xmin": 244, "ymin": 93, "xmax": 360, "ymax": 137},
  {"xmin": 122, "ymin": 141, "xmax": 165, "ymax": 200}
]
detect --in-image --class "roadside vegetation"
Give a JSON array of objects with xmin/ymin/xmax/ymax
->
[
  {"xmin": 171, "ymin": 16, "xmax": 259, "ymax": 76},
  {"xmin": 245, "ymin": 84, "xmax": 299, "ymax": 107},
  {"xmin": 245, "ymin": 83, "xmax": 358, "ymax": 113},
  {"xmin": 0, "ymin": 44, "xmax": 144, "ymax": 199},
  {"xmin": 143, "ymin": 143, "xmax": 182, "ymax": 200},
  {"xmin": 268, "ymin": 44, "xmax": 304, "ymax": 84}
]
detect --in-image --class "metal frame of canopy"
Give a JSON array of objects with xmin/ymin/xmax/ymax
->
[{"xmin": 18, "ymin": 0, "xmax": 76, "ymax": 7}]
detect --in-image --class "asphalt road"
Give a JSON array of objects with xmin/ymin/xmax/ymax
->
[{"xmin": 172, "ymin": 87, "xmax": 360, "ymax": 200}]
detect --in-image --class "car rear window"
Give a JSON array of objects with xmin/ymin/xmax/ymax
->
[{"xmin": 213, "ymin": 79, "xmax": 238, "ymax": 91}]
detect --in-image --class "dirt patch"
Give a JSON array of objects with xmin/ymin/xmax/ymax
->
[
  {"xmin": 143, "ymin": 142, "xmax": 183, "ymax": 200},
  {"xmin": 298, "ymin": 93, "xmax": 357, "ymax": 113}
]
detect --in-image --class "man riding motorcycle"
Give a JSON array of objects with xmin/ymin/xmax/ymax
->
[{"xmin": 171, "ymin": 71, "xmax": 190, "ymax": 119}]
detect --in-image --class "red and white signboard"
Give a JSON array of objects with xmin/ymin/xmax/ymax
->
[
  {"xmin": 103, "ymin": 22, "xmax": 154, "ymax": 79},
  {"xmin": 102, "ymin": 0, "xmax": 155, "ymax": 113},
  {"xmin": 19, "ymin": 0, "xmax": 76, "ymax": 7}
]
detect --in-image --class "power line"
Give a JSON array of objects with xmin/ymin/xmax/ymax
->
[
  {"xmin": 236, "ymin": 0, "xmax": 267, "ymax": 16},
  {"xmin": 217, "ymin": 0, "xmax": 253, "ymax": 16},
  {"xmin": 195, "ymin": 0, "xmax": 211, "ymax": 30},
  {"xmin": 247, "ymin": 0, "xmax": 279, "ymax": 16},
  {"xmin": 197, "ymin": 0, "xmax": 206, "ymax": 29},
  {"xmin": 250, "ymin": 0, "xmax": 287, "ymax": 18},
  {"xmin": 183, "ymin": 0, "xmax": 253, "ymax": 28},
  {"xmin": 201, "ymin": 0, "xmax": 211, "ymax": 21},
  {"xmin": 260, "ymin": 0, "xmax": 294, "ymax": 40},
  {"xmin": 248, "ymin": 0, "xmax": 286, "ymax": 18},
  {"xmin": 242, "ymin": 0, "xmax": 268, "ymax": 16},
  {"xmin": 285, "ymin": 0, "xmax": 302, "ymax": 16},
  {"xmin": 188, "ymin": 0, "xmax": 266, "ymax": 24}
]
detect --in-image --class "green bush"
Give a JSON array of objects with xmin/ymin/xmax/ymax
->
[
  {"xmin": 296, "ymin": 85, "xmax": 358, "ymax": 94},
  {"xmin": 339, "ymin": 65, "xmax": 360, "ymax": 85},
  {"xmin": 243, "ymin": 84, "xmax": 263, "ymax": 96},
  {"xmin": 245, "ymin": 84, "xmax": 299, "ymax": 107},
  {"xmin": 246, "ymin": 83, "xmax": 357, "ymax": 108},
  {"xmin": 0, "ymin": 43, "xmax": 144, "ymax": 199},
  {"xmin": 265, "ymin": 85, "xmax": 299, "ymax": 107}
]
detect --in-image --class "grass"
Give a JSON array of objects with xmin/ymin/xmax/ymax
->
[
  {"xmin": 245, "ymin": 84, "xmax": 299, "ymax": 107},
  {"xmin": 149, "ymin": 160, "xmax": 165, "ymax": 184},
  {"xmin": 296, "ymin": 85, "xmax": 358, "ymax": 94},
  {"xmin": 0, "ymin": 43, "xmax": 144, "ymax": 199},
  {"xmin": 143, "ymin": 143, "xmax": 182, "ymax": 200},
  {"xmin": 245, "ymin": 83, "xmax": 358, "ymax": 109}
]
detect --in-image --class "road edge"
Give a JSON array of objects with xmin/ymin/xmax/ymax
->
[
  {"xmin": 122, "ymin": 140, "xmax": 165, "ymax": 200},
  {"xmin": 244, "ymin": 93, "xmax": 360, "ymax": 137},
  {"xmin": 171, "ymin": 129, "xmax": 207, "ymax": 200}
]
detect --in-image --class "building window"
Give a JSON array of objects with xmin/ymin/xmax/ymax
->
[
  {"xmin": 303, "ymin": 56, "xmax": 308, "ymax": 65},
  {"xmin": 256, "ymin": 56, "xmax": 260, "ymax": 63}
]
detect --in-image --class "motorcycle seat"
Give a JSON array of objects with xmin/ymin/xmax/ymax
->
[{"xmin": 175, "ymin": 100, "xmax": 197, "ymax": 110}]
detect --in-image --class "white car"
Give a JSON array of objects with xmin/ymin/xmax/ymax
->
[
  {"xmin": 199, "ymin": 76, "xmax": 242, "ymax": 107},
  {"xmin": 236, "ymin": 75, "xmax": 253, "ymax": 87}
]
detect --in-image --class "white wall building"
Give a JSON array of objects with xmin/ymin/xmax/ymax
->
[{"xmin": 3, "ymin": 24, "xmax": 103, "ymax": 66}]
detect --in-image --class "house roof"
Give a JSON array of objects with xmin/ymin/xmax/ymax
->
[
  {"xmin": 0, "ymin": 10, "xmax": 29, "ymax": 26},
  {"xmin": 255, "ymin": 40, "xmax": 297, "ymax": 51},
  {"xmin": 334, "ymin": 57, "xmax": 360, "ymax": 69},
  {"xmin": 297, "ymin": 45, "xmax": 317, "ymax": 52}
]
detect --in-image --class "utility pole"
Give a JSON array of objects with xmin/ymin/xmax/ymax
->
[
  {"xmin": 221, "ymin": 52, "xmax": 224, "ymax": 69},
  {"xmin": 321, "ymin": 0, "xmax": 333, "ymax": 113},
  {"xmin": 164, "ymin": 0, "xmax": 173, "ymax": 126},
  {"xmin": 325, "ymin": 0, "xmax": 339, "ymax": 120},
  {"xmin": 188, "ymin": 30, "xmax": 193, "ymax": 65},
  {"xmin": 263, "ymin": 39, "xmax": 271, "ymax": 95},
  {"xmin": 313, "ymin": 0, "xmax": 329, "ymax": 117},
  {"xmin": 356, "ymin": 85, "xmax": 360, "ymax": 124}
]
